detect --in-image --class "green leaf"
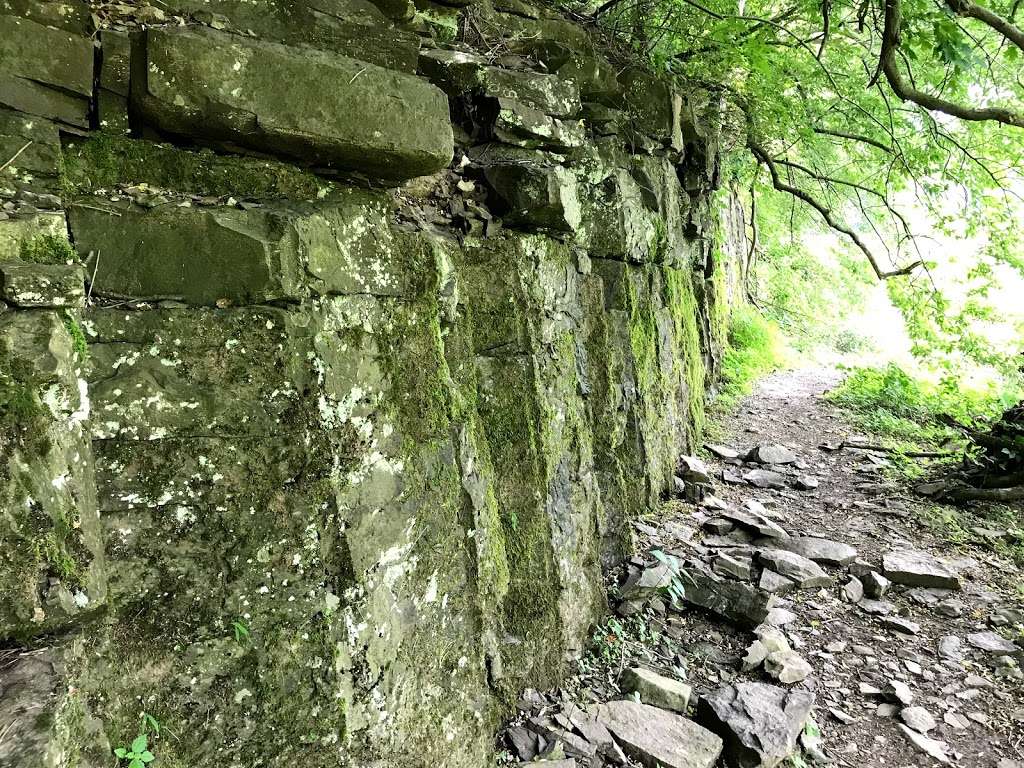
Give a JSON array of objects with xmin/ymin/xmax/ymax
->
[
  {"xmin": 140, "ymin": 751, "xmax": 155, "ymax": 763},
  {"xmin": 114, "ymin": 748, "xmax": 128, "ymax": 759},
  {"xmin": 130, "ymin": 734, "xmax": 148, "ymax": 754},
  {"xmin": 129, "ymin": 759, "xmax": 145, "ymax": 768}
]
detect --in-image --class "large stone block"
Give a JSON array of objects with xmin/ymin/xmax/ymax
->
[
  {"xmin": 484, "ymin": 157, "xmax": 582, "ymax": 233},
  {"xmin": 133, "ymin": 26, "xmax": 454, "ymax": 181},
  {"xmin": 160, "ymin": 0, "xmax": 421, "ymax": 72},
  {"xmin": 0, "ymin": 13, "xmax": 93, "ymax": 128},
  {"xmin": 68, "ymin": 192, "xmax": 419, "ymax": 305}
]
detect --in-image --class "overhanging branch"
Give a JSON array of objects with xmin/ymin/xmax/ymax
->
[
  {"xmin": 880, "ymin": 0, "xmax": 1024, "ymax": 128},
  {"xmin": 748, "ymin": 138, "xmax": 922, "ymax": 279}
]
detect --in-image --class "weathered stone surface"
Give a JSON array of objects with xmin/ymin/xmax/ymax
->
[
  {"xmin": 620, "ymin": 667, "xmax": 692, "ymax": 713},
  {"xmin": 759, "ymin": 568, "xmax": 797, "ymax": 595},
  {"xmin": 697, "ymin": 682, "xmax": 814, "ymax": 768},
  {"xmin": 1, "ymin": 310, "xmax": 106, "ymax": 637},
  {"xmin": 766, "ymin": 536, "xmax": 857, "ymax": 566},
  {"xmin": 901, "ymin": 706, "xmax": 937, "ymax": 733},
  {"xmin": 757, "ymin": 549, "xmax": 831, "ymax": 588},
  {"xmin": 485, "ymin": 159, "xmax": 582, "ymax": 232},
  {"xmin": 0, "ymin": 108, "xmax": 65, "ymax": 196},
  {"xmin": 883, "ymin": 550, "xmax": 961, "ymax": 590},
  {"xmin": 746, "ymin": 443, "xmax": 798, "ymax": 465},
  {"xmin": 419, "ymin": 49, "xmax": 582, "ymax": 116},
  {"xmin": 842, "ymin": 576, "xmax": 864, "ymax": 603},
  {"xmin": 678, "ymin": 561, "xmax": 776, "ymax": 628},
  {"xmin": 0, "ymin": 212, "xmax": 68, "ymax": 261},
  {"xmin": 161, "ymin": 0, "xmax": 421, "ymax": 71},
  {"xmin": 69, "ymin": 193, "xmax": 414, "ymax": 305},
  {"xmin": 722, "ymin": 508, "xmax": 789, "ymax": 539},
  {"xmin": 0, "ymin": 13, "xmax": 93, "ymax": 127},
  {"xmin": 966, "ymin": 631, "xmax": 1020, "ymax": 654},
  {"xmin": 134, "ymin": 26, "xmax": 453, "ymax": 180},
  {"xmin": 713, "ymin": 552, "xmax": 753, "ymax": 581},
  {"xmin": 862, "ymin": 571, "xmax": 891, "ymax": 598},
  {"xmin": 0, "ymin": 652, "xmax": 74, "ymax": 767},
  {"xmin": 492, "ymin": 98, "xmax": 587, "ymax": 150},
  {"xmin": 679, "ymin": 454, "xmax": 713, "ymax": 484},
  {"xmin": 765, "ymin": 650, "xmax": 812, "ymax": 684},
  {"xmin": 743, "ymin": 468, "xmax": 787, "ymax": 489},
  {"xmin": 898, "ymin": 724, "xmax": 950, "ymax": 763},
  {"xmin": 596, "ymin": 699, "xmax": 723, "ymax": 768},
  {"xmin": 0, "ymin": 262, "xmax": 84, "ymax": 307}
]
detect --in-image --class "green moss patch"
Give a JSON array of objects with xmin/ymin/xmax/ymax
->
[{"xmin": 62, "ymin": 133, "xmax": 331, "ymax": 201}]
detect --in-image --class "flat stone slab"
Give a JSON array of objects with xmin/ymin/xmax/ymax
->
[
  {"xmin": 765, "ymin": 536, "xmax": 857, "ymax": 566},
  {"xmin": 743, "ymin": 468, "xmax": 787, "ymax": 489},
  {"xmin": 757, "ymin": 549, "xmax": 831, "ymax": 589},
  {"xmin": 697, "ymin": 682, "xmax": 814, "ymax": 768},
  {"xmin": 721, "ymin": 508, "xmax": 789, "ymax": 539},
  {"xmin": 596, "ymin": 699, "xmax": 722, "ymax": 768},
  {"xmin": 966, "ymin": 631, "xmax": 1020, "ymax": 654},
  {"xmin": 746, "ymin": 443, "xmax": 798, "ymax": 465},
  {"xmin": 135, "ymin": 26, "xmax": 453, "ymax": 181},
  {"xmin": 883, "ymin": 550, "xmax": 961, "ymax": 590}
]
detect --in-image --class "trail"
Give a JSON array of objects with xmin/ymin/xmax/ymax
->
[{"xmin": 501, "ymin": 367, "xmax": 1024, "ymax": 768}]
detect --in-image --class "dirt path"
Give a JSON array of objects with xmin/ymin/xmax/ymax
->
[
  {"xmin": 500, "ymin": 367, "xmax": 1024, "ymax": 768},
  {"xmin": 701, "ymin": 366, "xmax": 1024, "ymax": 767}
]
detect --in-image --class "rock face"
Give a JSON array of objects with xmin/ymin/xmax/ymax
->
[
  {"xmin": 134, "ymin": 26, "xmax": 454, "ymax": 180},
  {"xmin": 597, "ymin": 699, "xmax": 724, "ymax": 768},
  {"xmin": 0, "ymin": 1, "xmax": 746, "ymax": 765},
  {"xmin": 697, "ymin": 682, "xmax": 814, "ymax": 768}
]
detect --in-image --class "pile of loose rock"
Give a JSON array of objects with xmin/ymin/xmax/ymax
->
[{"xmin": 500, "ymin": 441, "xmax": 1024, "ymax": 767}]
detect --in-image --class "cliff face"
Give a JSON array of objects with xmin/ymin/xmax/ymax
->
[{"xmin": 0, "ymin": 1, "xmax": 743, "ymax": 765}]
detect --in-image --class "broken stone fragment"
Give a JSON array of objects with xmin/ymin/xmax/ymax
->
[
  {"xmin": 879, "ymin": 616, "xmax": 920, "ymax": 635},
  {"xmin": 0, "ymin": 261, "xmax": 84, "ymax": 308},
  {"xmin": 861, "ymin": 571, "xmax": 891, "ymax": 598},
  {"xmin": 765, "ymin": 650, "xmax": 812, "ymax": 684},
  {"xmin": 966, "ymin": 631, "xmax": 1020, "ymax": 654},
  {"xmin": 713, "ymin": 552, "xmax": 753, "ymax": 581},
  {"xmin": 764, "ymin": 536, "xmax": 857, "ymax": 567},
  {"xmin": 705, "ymin": 443, "xmax": 740, "ymax": 459},
  {"xmin": 679, "ymin": 454, "xmax": 713, "ymax": 484},
  {"xmin": 697, "ymin": 682, "xmax": 814, "ymax": 768},
  {"xmin": 897, "ymin": 724, "xmax": 950, "ymax": 763},
  {"xmin": 743, "ymin": 468, "xmax": 788, "ymax": 489},
  {"xmin": 794, "ymin": 474, "xmax": 819, "ymax": 490},
  {"xmin": 133, "ymin": 26, "xmax": 454, "ymax": 180},
  {"xmin": 759, "ymin": 569, "xmax": 797, "ymax": 595},
  {"xmin": 842, "ymin": 577, "xmax": 864, "ymax": 603},
  {"xmin": 756, "ymin": 549, "xmax": 831, "ymax": 589},
  {"xmin": 900, "ymin": 706, "xmax": 936, "ymax": 733},
  {"xmin": 491, "ymin": 98, "xmax": 587, "ymax": 150},
  {"xmin": 619, "ymin": 667, "xmax": 692, "ymax": 713},
  {"xmin": 596, "ymin": 699, "xmax": 723, "ymax": 768},
  {"xmin": 882, "ymin": 550, "xmax": 961, "ymax": 590},
  {"xmin": 721, "ymin": 508, "xmax": 789, "ymax": 539},
  {"xmin": 484, "ymin": 159, "xmax": 582, "ymax": 233},
  {"xmin": 746, "ymin": 443, "xmax": 798, "ymax": 465},
  {"xmin": 674, "ymin": 561, "xmax": 776, "ymax": 629}
]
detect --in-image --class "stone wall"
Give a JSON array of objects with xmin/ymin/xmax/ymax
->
[{"xmin": 0, "ymin": 1, "xmax": 743, "ymax": 765}]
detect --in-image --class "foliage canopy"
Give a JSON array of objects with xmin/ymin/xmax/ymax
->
[{"xmin": 582, "ymin": 0, "xmax": 1024, "ymax": 375}]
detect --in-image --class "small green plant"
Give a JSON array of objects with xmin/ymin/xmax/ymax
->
[
  {"xmin": 231, "ymin": 620, "xmax": 251, "ymax": 643},
  {"xmin": 61, "ymin": 311, "xmax": 89, "ymax": 362},
  {"xmin": 651, "ymin": 549, "xmax": 686, "ymax": 606},
  {"xmin": 114, "ymin": 734, "xmax": 155, "ymax": 768}
]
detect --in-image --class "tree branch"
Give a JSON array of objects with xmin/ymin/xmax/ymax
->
[
  {"xmin": 813, "ymin": 127, "xmax": 893, "ymax": 153},
  {"xmin": 748, "ymin": 137, "xmax": 922, "ymax": 279},
  {"xmin": 945, "ymin": 0, "xmax": 1024, "ymax": 52},
  {"xmin": 879, "ymin": 0, "xmax": 1024, "ymax": 128}
]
